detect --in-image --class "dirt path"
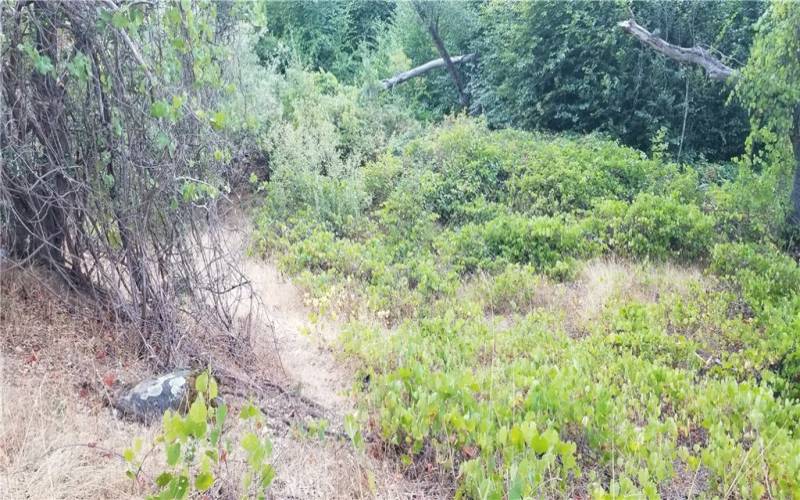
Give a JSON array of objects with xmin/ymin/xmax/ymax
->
[
  {"xmin": 241, "ymin": 258, "xmax": 349, "ymax": 413},
  {"xmin": 221, "ymin": 216, "xmax": 438, "ymax": 499}
]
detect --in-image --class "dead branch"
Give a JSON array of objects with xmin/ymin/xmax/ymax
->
[
  {"xmin": 381, "ymin": 53, "xmax": 475, "ymax": 90},
  {"xmin": 617, "ymin": 19, "xmax": 737, "ymax": 82}
]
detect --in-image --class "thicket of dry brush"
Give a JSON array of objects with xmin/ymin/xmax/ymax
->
[{"xmin": 1, "ymin": 0, "xmax": 257, "ymax": 367}]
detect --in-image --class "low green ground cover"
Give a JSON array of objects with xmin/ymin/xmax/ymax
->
[{"xmin": 254, "ymin": 117, "xmax": 800, "ymax": 498}]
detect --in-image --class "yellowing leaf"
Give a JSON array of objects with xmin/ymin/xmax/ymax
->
[
  {"xmin": 195, "ymin": 472, "xmax": 214, "ymax": 491},
  {"xmin": 195, "ymin": 372, "xmax": 209, "ymax": 393},
  {"xmin": 189, "ymin": 394, "xmax": 207, "ymax": 423}
]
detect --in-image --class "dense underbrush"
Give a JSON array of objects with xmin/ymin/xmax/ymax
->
[{"xmin": 253, "ymin": 114, "xmax": 800, "ymax": 497}]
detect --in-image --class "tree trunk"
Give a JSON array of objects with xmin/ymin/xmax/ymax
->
[
  {"xmin": 4, "ymin": 1, "xmax": 72, "ymax": 269},
  {"xmin": 425, "ymin": 21, "xmax": 469, "ymax": 108},
  {"xmin": 789, "ymin": 106, "xmax": 800, "ymax": 226},
  {"xmin": 411, "ymin": 1, "xmax": 470, "ymax": 108},
  {"xmin": 617, "ymin": 19, "xmax": 735, "ymax": 81}
]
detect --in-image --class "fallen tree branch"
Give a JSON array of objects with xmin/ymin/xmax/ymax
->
[
  {"xmin": 617, "ymin": 19, "xmax": 736, "ymax": 82},
  {"xmin": 381, "ymin": 53, "xmax": 476, "ymax": 90}
]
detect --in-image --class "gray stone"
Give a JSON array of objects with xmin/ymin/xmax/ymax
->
[{"xmin": 115, "ymin": 369, "xmax": 195, "ymax": 423}]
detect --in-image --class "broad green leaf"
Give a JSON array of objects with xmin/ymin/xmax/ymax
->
[
  {"xmin": 34, "ymin": 55, "xmax": 54, "ymax": 75},
  {"xmin": 189, "ymin": 394, "xmax": 207, "ymax": 423},
  {"xmin": 165, "ymin": 7, "xmax": 181, "ymax": 25},
  {"xmin": 210, "ymin": 403, "xmax": 227, "ymax": 446},
  {"xmin": 260, "ymin": 464, "xmax": 275, "ymax": 487},
  {"xmin": 67, "ymin": 52, "xmax": 91, "ymax": 81},
  {"xmin": 195, "ymin": 472, "xmax": 214, "ymax": 491},
  {"xmin": 508, "ymin": 478, "xmax": 523, "ymax": 500},
  {"xmin": 239, "ymin": 402, "xmax": 260, "ymax": 420},
  {"xmin": 111, "ymin": 11, "xmax": 129, "ymax": 29},
  {"xmin": 171, "ymin": 95, "xmax": 184, "ymax": 110},
  {"xmin": 241, "ymin": 432, "xmax": 268, "ymax": 468},
  {"xmin": 241, "ymin": 432, "xmax": 259, "ymax": 453},
  {"xmin": 190, "ymin": 418, "xmax": 207, "ymax": 439},
  {"xmin": 155, "ymin": 472, "xmax": 173, "ymax": 487},
  {"xmin": 163, "ymin": 412, "xmax": 189, "ymax": 440},
  {"xmin": 150, "ymin": 100, "xmax": 169, "ymax": 119},
  {"xmin": 166, "ymin": 474, "xmax": 189, "ymax": 499},
  {"xmin": 209, "ymin": 111, "xmax": 226, "ymax": 130},
  {"xmin": 165, "ymin": 442, "xmax": 181, "ymax": 466},
  {"xmin": 531, "ymin": 433, "xmax": 549, "ymax": 455},
  {"xmin": 155, "ymin": 131, "xmax": 171, "ymax": 151}
]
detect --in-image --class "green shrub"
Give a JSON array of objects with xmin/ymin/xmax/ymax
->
[
  {"xmin": 262, "ymin": 170, "xmax": 369, "ymax": 237},
  {"xmin": 255, "ymin": 64, "xmax": 420, "ymax": 236},
  {"xmin": 505, "ymin": 135, "xmax": 668, "ymax": 216},
  {"xmin": 710, "ymin": 242, "xmax": 800, "ymax": 310},
  {"xmin": 252, "ymin": 112, "xmax": 800, "ymax": 496},
  {"xmin": 710, "ymin": 243, "xmax": 800, "ymax": 399},
  {"xmin": 707, "ymin": 165, "xmax": 791, "ymax": 245},
  {"xmin": 362, "ymin": 153, "xmax": 403, "ymax": 208},
  {"xmin": 400, "ymin": 118, "xmax": 516, "ymax": 223},
  {"xmin": 479, "ymin": 263, "xmax": 541, "ymax": 314},
  {"xmin": 343, "ymin": 306, "xmax": 800, "ymax": 499},
  {"xmin": 451, "ymin": 213, "xmax": 588, "ymax": 278},
  {"xmin": 399, "ymin": 118, "xmax": 679, "ymax": 223},
  {"xmin": 777, "ymin": 349, "xmax": 800, "ymax": 400},
  {"xmin": 590, "ymin": 193, "xmax": 715, "ymax": 261},
  {"xmin": 375, "ymin": 176, "xmax": 440, "ymax": 256}
]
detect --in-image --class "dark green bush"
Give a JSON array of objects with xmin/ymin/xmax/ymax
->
[
  {"xmin": 618, "ymin": 193, "xmax": 715, "ymax": 261},
  {"xmin": 401, "ymin": 118, "xmax": 518, "ymax": 223},
  {"xmin": 709, "ymin": 243, "xmax": 800, "ymax": 400},
  {"xmin": 582, "ymin": 194, "xmax": 714, "ymax": 261},
  {"xmin": 451, "ymin": 213, "xmax": 588, "ymax": 278},
  {"xmin": 257, "ymin": 0, "xmax": 394, "ymax": 81},
  {"xmin": 401, "ymin": 118, "xmax": 677, "ymax": 221},
  {"xmin": 707, "ymin": 166, "xmax": 792, "ymax": 245}
]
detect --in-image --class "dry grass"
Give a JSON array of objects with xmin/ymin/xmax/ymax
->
[
  {"xmin": 0, "ymin": 263, "xmax": 155, "ymax": 499},
  {"xmin": 527, "ymin": 258, "xmax": 705, "ymax": 336}
]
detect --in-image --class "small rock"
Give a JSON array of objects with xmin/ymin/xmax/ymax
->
[{"xmin": 115, "ymin": 369, "xmax": 194, "ymax": 423}]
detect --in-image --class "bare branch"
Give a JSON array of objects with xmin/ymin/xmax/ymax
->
[{"xmin": 617, "ymin": 19, "xmax": 737, "ymax": 82}]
